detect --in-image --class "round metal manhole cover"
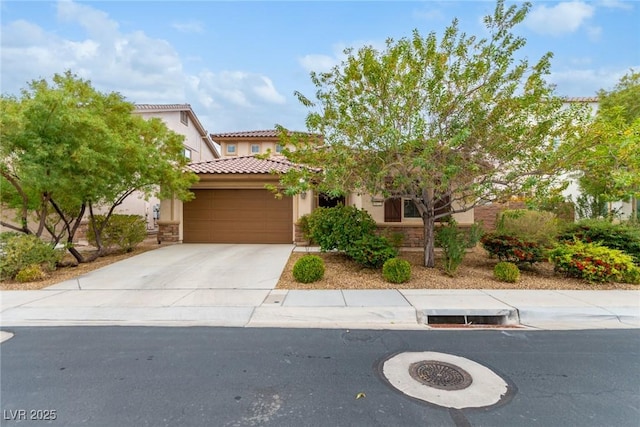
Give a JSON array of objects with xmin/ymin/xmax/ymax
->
[
  {"xmin": 380, "ymin": 351, "xmax": 514, "ymax": 410},
  {"xmin": 409, "ymin": 360, "xmax": 473, "ymax": 390}
]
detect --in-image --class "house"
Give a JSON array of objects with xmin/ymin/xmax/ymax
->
[
  {"xmin": 113, "ymin": 104, "xmax": 220, "ymax": 231},
  {"xmin": 158, "ymin": 129, "xmax": 474, "ymax": 246}
]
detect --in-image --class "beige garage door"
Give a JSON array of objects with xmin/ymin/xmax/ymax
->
[{"xmin": 183, "ymin": 189, "xmax": 293, "ymax": 243}]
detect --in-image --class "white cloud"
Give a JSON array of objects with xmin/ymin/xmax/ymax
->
[
  {"xmin": 525, "ymin": 1, "xmax": 594, "ymax": 36},
  {"xmin": 171, "ymin": 20, "xmax": 204, "ymax": 34},
  {"xmin": 192, "ymin": 70, "xmax": 287, "ymax": 108},
  {"xmin": 253, "ymin": 76, "xmax": 286, "ymax": 104}
]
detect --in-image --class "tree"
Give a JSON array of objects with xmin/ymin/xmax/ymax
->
[
  {"xmin": 0, "ymin": 71, "xmax": 197, "ymax": 263},
  {"xmin": 568, "ymin": 71, "xmax": 640, "ymax": 219},
  {"xmin": 274, "ymin": 0, "xmax": 588, "ymax": 267}
]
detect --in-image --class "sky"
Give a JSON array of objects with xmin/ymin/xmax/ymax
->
[{"xmin": 1, "ymin": 0, "xmax": 638, "ymax": 133}]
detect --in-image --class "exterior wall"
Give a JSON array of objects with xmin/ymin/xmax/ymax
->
[
  {"xmin": 135, "ymin": 111, "xmax": 217, "ymax": 162},
  {"xmin": 361, "ymin": 194, "xmax": 474, "ymax": 225},
  {"xmin": 221, "ymin": 141, "xmax": 282, "ymax": 158}
]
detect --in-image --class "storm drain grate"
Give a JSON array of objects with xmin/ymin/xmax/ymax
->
[
  {"xmin": 427, "ymin": 315, "xmax": 507, "ymax": 326},
  {"xmin": 409, "ymin": 361, "xmax": 473, "ymax": 391}
]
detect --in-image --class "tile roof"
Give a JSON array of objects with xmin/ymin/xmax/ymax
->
[
  {"xmin": 134, "ymin": 104, "xmax": 192, "ymax": 112},
  {"xmin": 210, "ymin": 130, "xmax": 283, "ymax": 138},
  {"xmin": 187, "ymin": 155, "xmax": 300, "ymax": 174}
]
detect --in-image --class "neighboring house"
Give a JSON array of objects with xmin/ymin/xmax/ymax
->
[
  {"xmin": 113, "ymin": 104, "xmax": 220, "ymax": 231},
  {"xmin": 158, "ymin": 129, "xmax": 474, "ymax": 246},
  {"xmin": 0, "ymin": 103, "xmax": 220, "ymax": 238}
]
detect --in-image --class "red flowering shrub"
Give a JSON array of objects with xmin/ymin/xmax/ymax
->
[
  {"xmin": 480, "ymin": 233, "xmax": 545, "ymax": 264},
  {"xmin": 548, "ymin": 240, "xmax": 640, "ymax": 283}
]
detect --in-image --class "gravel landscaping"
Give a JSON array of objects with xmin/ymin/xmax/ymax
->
[{"xmin": 276, "ymin": 247, "xmax": 639, "ymax": 291}]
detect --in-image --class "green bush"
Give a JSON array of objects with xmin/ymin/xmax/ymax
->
[
  {"xmin": 292, "ymin": 255, "xmax": 325, "ymax": 283},
  {"xmin": 557, "ymin": 219, "xmax": 640, "ymax": 264},
  {"xmin": 480, "ymin": 233, "xmax": 545, "ymax": 264},
  {"xmin": 346, "ymin": 235, "xmax": 398, "ymax": 269},
  {"xmin": 305, "ymin": 206, "xmax": 377, "ymax": 251},
  {"xmin": 382, "ymin": 258, "xmax": 411, "ymax": 283},
  {"xmin": 493, "ymin": 262, "xmax": 520, "ymax": 283},
  {"xmin": 548, "ymin": 240, "xmax": 639, "ymax": 283},
  {"xmin": 436, "ymin": 219, "xmax": 468, "ymax": 276},
  {"xmin": 15, "ymin": 264, "xmax": 46, "ymax": 283},
  {"xmin": 496, "ymin": 209, "xmax": 558, "ymax": 245},
  {"xmin": 88, "ymin": 214, "xmax": 147, "ymax": 252},
  {"xmin": 0, "ymin": 234, "xmax": 63, "ymax": 280}
]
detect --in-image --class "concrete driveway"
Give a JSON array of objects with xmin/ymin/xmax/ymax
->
[
  {"xmin": 49, "ymin": 244, "xmax": 294, "ymax": 291},
  {"xmin": 1, "ymin": 244, "xmax": 293, "ymax": 326}
]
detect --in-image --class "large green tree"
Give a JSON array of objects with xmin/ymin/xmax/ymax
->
[
  {"xmin": 569, "ymin": 71, "xmax": 640, "ymax": 218},
  {"xmin": 0, "ymin": 71, "xmax": 197, "ymax": 262},
  {"xmin": 275, "ymin": 0, "xmax": 588, "ymax": 267}
]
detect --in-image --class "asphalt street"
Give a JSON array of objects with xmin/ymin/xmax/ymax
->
[{"xmin": 1, "ymin": 327, "xmax": 639, "ymax": 427}]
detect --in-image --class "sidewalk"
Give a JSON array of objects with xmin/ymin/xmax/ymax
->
[{"xmin": 2, "ymin": 288, "xmax": 639, "ymax": 330}]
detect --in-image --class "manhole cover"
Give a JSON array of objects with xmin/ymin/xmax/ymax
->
[
  {"xmin": 409, "ymin": 360, "xmax": 473, "ymax": 390},
  {"xmin": 380, "ymin": 351, "xmax": 514, "ymax": 410}
]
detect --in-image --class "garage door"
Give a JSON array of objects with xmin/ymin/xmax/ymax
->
[{"xmin": 183, "ymin": 189, "xmax": 293, "ymax": 243}]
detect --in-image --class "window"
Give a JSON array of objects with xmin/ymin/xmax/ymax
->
[
  {"xmin": 403, "ymin": 200, "xmax": 421, "ymax": 218},
  {"xmin": 251, "ymin": 144, "xmax": 260, "ymax": 154},
  {"xmin": 183, "ymin": 148, "xmax": 192, "ymax": 161},
  {"xmin": 226, "ymin": 144, "xmax": 236, "ymax": 155},
  {"xmin": 383, "ymin": 195, "xmax": 451, "ymax": 222},
  {"xmin": 180, "ymin": 111, "xmax": 188, "ymax": 126},
  {"xmin": 275, "ymin": 144, "xmax": 283, "ymax": 153}
]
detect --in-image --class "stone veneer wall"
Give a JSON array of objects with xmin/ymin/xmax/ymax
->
[{"xmin": 157, "ymin": 220, "xmax": 180, "ymax": 243}]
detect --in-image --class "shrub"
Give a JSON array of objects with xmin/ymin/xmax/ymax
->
[
  {"xmin": 305, "ymin": 206, "xmax": 377, "ymax": 251},
  {"xmin": 557, "ymin": 219, "xmax": 640, "ymax": 264},
  {"xmin": 382, "ymin": 258, "xmax": 411, "ymax": 284},
  {"xmin": 292, "ymin": 255, "xmax": 325, "ymax": 283},
  {"xmin": 493, "ymin": 262, "xmax": 520, "ymax": 283},
  {"xmin": 496, "ymin": 209, "xmax": 558, "ymax": 245},
  {"xmin": 435, "ymin": 219, "xmax": 476, "ymax": 276},
  {"xmin": 346, "ymin": 235, "xmax": 398, "ymax": 269},
  {"xmin": 88, "ymin": 214, "xmax": 147, "ymax": 252},
  {"xmin": 0, "ymin": 234, "xmax": 63, "ymax": 280},
  {"xmin": 480, "ymin": 233, "xmax": 545, "ymax": 264},
  {"xmin": 297, "ymin": 214, "xmax": 313, "ymax": 243},
  {"xmin": 548, "ymin": 240, "xmax": 639, "ymax": 283},
  {"xmin": 15, "ymin": 264, "xmax": 46, "ymax": 283}
]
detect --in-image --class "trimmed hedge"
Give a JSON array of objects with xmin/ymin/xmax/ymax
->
[
  {"xmin": 493, "ymin": 261, "xmax": 520, "ymax": 283},
  {"xmin": 382, "ymin": 258, "xmax": 411, "ymax": 283},
  {"xmin": 293, "ymin": 255, "xmax": 325, "ymax": 283}
]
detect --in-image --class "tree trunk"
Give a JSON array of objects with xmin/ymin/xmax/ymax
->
[{"xmin": 423, "ymin": 212, "xmax": 436, "ymax": 267}]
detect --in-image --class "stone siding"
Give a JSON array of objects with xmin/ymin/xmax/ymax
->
[{"xmin": 157, "ymin": 220, "xmax": 180, "ymax": 243}]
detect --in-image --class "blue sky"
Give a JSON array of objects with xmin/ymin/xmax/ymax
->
[{"xmin": 1, "ymin": 1, "xmax": 638, "ymax": 133}]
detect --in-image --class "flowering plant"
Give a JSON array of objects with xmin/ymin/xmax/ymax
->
[
  {"xmin": 480, "ymin": 233, "xmax": 545, "ymax": 264},
  {"xmin": 548, "ymin": 240, "xmax": 639, "ymax": 283}
]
